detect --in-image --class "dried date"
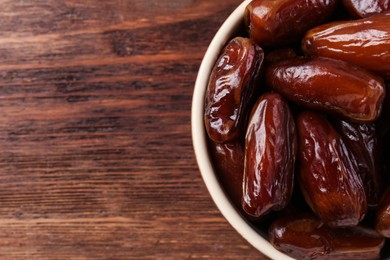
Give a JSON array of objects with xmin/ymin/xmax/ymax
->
[
  {"xmin": 204, "ymin": 37, "xmax": 264, "ymax": 143},
  {"xmin": 302, "ymin": 13, "xmax": 390, "ymax": 79},
  {"xmin": 245, "ymin": 0, "xmax": 337, "ymax": 46},
  {"xmin": 333, "ymin": 120, "xmax": 383, "ymax": 208},
  {"xmin": 242, "ymin": 93, "xmax": 296, "ymax": 218},
  {"xmin": 266, "ymin": 57, "xmax": 385, "ymax": 122},
  {"xmin": 208, "ymin": 140, "xmax": 244, "ymax": 208},
  {"xmin": 297, "ymin": 111, "xmax": 367, "ymax": 227},
  {"xmin": 269, "ymin": 213, "xmax": 385, "ymax": 259}
]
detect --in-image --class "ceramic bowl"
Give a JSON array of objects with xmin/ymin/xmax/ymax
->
[{"xmin": 191, "ymin": 0, "xmax": 294, "ymax": 259}]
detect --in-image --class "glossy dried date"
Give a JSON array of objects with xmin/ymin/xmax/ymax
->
[
  {"xmin": 302, "ymin": 13, "xmax": 390, "ymax": 79},
  {"xmin": 245, "ymin": 0, "xmax": 337, "ymax": 46},
  {"xmin": 204, "ymin": 37, "xmax": 264, "ymax": 143},
  {"xmin": 242, "ymin": 93, "xmax": 296, "ymax": 218},
  {"xmin": 208, "ymin": 140, "xmax": 244, "ymax": 208},
  {"xmin": 297, "ymin": 111, "xmax": 367, "ymax": 227},
  {"xmin": 376, "ymin": 188, "xmax": 390, "ymax": 237},
  {"xmin": 343, "ymin": 0, "xmax": 390, "ymax": 18},
  {"xmin": 333, "ymin": 120, "xmax": 383, "ymax": 208},
  {"xmin": 269, "ymin": 214, "xmax": 385, "ymax": 260},
  {"xmin": 266, "ymin": 57, "xmax": 385, "ymax": 122}
]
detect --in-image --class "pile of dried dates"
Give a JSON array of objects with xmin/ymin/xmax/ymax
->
[{"xmin": 203, "ymin": 0, "xmax": 390, "ymax": 259}]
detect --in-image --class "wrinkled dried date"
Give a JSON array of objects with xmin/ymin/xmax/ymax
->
[
  {"xmin": 204, "ymin": 37, "xmax": 264, "ymax": 143},
  {"xmin": 302, "ymin": 13, "xmax": 390, "ymax": 79},
  {"xmin": 333, "ymin": 120, "xmax": 383, "ymax": 208},
  {"xmin": 297, "ymin": 111, "xmax": 367, "ymax": 227},
  {"xmin": 342, "ymin": 0, "xmax": 390, "ymax": 18},
  {"xmin": 376, "ymin": 188, "xmax": 390, "ymax": 237},
  {"xmin": 208, "ymin": 141, "xmax": 244, "ymax": 208},
  {"xmin": 269, "ymin": 213, "xmax": 385, "ymax": 259},
  {"xmin": 266, "ymin": 57, "xmax": 385, "ymax": 122},
  {"xmin": 245, "ymin": 0, "xmax": 337, "ymax": 46},
  {"xmin": 242, "ymin": 93, "xmax": 296, "ymax": 218}
]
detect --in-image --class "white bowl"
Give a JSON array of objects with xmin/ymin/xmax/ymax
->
[{"xmin": 191, "ymin": 0, "xmax": 294, "ymax": 259}]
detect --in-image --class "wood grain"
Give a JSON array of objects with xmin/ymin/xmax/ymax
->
[{"xmin": 0, "ymin": 0, "xmax": 269, "ymax": 259}]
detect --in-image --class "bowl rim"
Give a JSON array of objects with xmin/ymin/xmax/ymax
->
[{"xmin": 191, "ymin": 1, "xmax": 294, "ymax": 259}]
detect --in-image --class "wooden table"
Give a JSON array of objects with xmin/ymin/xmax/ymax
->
[{"xmin": 0, "ymin": 0, "xmax": 269, "ymax": 258}]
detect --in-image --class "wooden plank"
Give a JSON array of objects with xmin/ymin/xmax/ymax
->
[{"xmin": 0, "ymin": 0, "xmax": 269, "ymax": 259}]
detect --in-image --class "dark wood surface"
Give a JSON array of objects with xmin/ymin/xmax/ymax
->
[{"xmin": 0, "ymin": 0, "xmax": 269, "ymax": 259}]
